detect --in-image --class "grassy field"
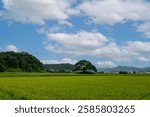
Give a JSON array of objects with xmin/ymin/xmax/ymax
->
[{"xmin": 0, "ymin": 73, "xmax": 150, "ymax": 100}]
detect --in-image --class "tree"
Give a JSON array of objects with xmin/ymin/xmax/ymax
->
[
  {"xmin": 74, "ymin": 60, "xmax": 97, "ymax": 73},
  {"xmin": 0, "ymin": 51, "xmax": 44, "ymax": 72},
  {"xmin": 119, "ymin": 71, "xmax": 128, "ymax": 74},
  {"xmin": 0, "ymin": 63, "xmax": 6, "ymax": 72}
]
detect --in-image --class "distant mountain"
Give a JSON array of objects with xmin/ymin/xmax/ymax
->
[
  {"xmin": 44, "ymin": 63, "xmax": 75, "ymax": 72},
  {"xmin": 44, "ymin": 64, "xmax": 150, "ymax": 73},
  {"xmin": 142, "ymin": 67, "xmax": 150, "ymax": 72},
  {"xmin": 98, "ymin": 66, "xmax": 150, "ymax": 73}
]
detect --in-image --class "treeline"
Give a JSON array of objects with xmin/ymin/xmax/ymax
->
[
  {"xmin": 44, "ymin": 63, "xmax": 75, "ymax": 72},
  {"xmin": 0, "ymin": 52, "xmax": 97, "ymax": 73},
  {"xmin": 0, "ymin": 52, "xmax": 43, "ymax": 72},
  {"xmin": 44, "ymin": 60, "xmax": 97, "ymax": 73}
]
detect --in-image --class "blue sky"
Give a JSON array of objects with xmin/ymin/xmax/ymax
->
[{"xmin": 0, "ymin": 0, "xmax": 150, "ymax": 68}]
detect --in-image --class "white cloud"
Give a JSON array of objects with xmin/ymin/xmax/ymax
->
[
  {"xmin": 58, "ymin": 20, "xmax": 73, "ymax": 27},
  {"xmin": 93, "ymin": 41, "xmax": 150, "ymax": 62},
  {"xmin": 48, "ymin": 25, "xmax": 63, "ymax": 33},
  {"xmin": 37, "ymin": 20, "xmax": 73, "ymax": 34},
  {"xmin": 46, "ymin": 31, "xmax": 108, "ymax": 56},
  {"xmin": 123, "ymin": 41, "xmax": 150, "ymax": 62},
  {"xmin": 47, "ymin": 20, "xmax": 73, "ymax": 33},
  {"xmin": 126, "ymin": 41, "xmax": 150, "ymax": 52},
  {"xmin": 37, "ymin": 25, "xmax": 63, "ymax": 34},
  {"xmin": 1, "ymin": 0, "xmax": 150, "ymax": 64},
  {"xmin": 96, "ymin": 61, "xmax": 117, "ymax": 68},
  {"xmin": 1, "ymin": 0, "xmax": 75, "ymax": 25},
  {"xmin": 5, "ymin": 45, "xmax": 19, "ymax": 52},
  {"xmin": 45, "ymin": 31, "xmax": 150, "ymax": 62},
  {"xmin": 78, "ymin": 0, "xmax": 150, "ymax": 25},
  {"xmin": 136, "ymin": 22, "xmax": 150, "ymax": 38},
  {"xmin": 47, "ymin": 31, "xmax": 108, "ymax": 49},
  {"xmin": 1, "ymin": 0, "xmax": 150, "ymax": 26},
  {"xmin": 67, "ymin": 7, "xmax": 80, "ymax": 16},
  {"xmin": 41, "ymin": 58, "xmax": 77, "ymax": 64},
  {"xmin": 2, "ymin": 0, "xmax": 150, "ymax": 39},
  {"xmin": 36, "ymin": 27, "xmax": 48, "ymax": 34}
]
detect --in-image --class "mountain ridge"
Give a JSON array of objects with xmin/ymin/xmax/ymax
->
[
  {"xmin": 44, "ymin": 63, "xmax": 150, "ymax": 73},
  {"xmin": 98, "ymin": 66, "xmax": 150, "ymax": 73}
]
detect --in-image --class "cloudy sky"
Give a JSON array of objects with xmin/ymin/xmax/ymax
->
[{"xmin": 0, "ymin": 0, "xmax": 150, "ymax": 68}]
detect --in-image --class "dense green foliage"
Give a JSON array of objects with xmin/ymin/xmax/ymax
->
[
  {"xmin": 44, "ymin": 60, "xmax": 97, "ymax": 73},
  {"xmin": 0, "ymin": 63, "xmax": 6, "ymax": 72},
  {"xmin": 74, "ymin": 60, "xmax": 97, "ymax": 73},
  {"xmin": 44, "ymin": 63, "xmax": 75, "ymax": 72},
  {"xmin": 0, "ymin": 73, "xmax": 149, "ymax": 100},
  {"xmin": 0, "ymin": 52, "xmax": 43, "ymax": 72}
]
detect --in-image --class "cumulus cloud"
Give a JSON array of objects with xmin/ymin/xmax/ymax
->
[
  {"xmin": 45, "ymin": 31, "xmax": 108, "ymax": 55},
  {"xmin": 78, "ymin": 0, "xmax": 150, "ymax": 25},
  {"xmin": 47, "ymin": 31, "xmax": 108, "ymax": 48},
  {"xmin": 36, "ymin": 27, "xmax": 48, "ymax": 34},
  {"xmin": 5, "ymin": 45, "xmax": 19, "ymax": 52},
  {"xmin": 123, "ymin": 41, "xmax": 150, "ymax": 62},
  {"xmin": 1, "ymin": 0, "xmax": 76, "ymax": 25},
  {"xmin": 1, "ymin": 0, "xmax": 150, "ymax": 64},
  {"xmin": 125, "ymin": 41, "xmax": 150, "ymax": 52},
  {"xmin": 47, "ymin": 20, "xmax": 73, "ymax": 33},
  {"xmin": 45, "ymin": 31, "xmax": 150, "ymax": 62},
  {"xmin": 37, "ymin": 20, "xmax": 73, "ymax": 34},
  {"xmin": 136, "ymin": 22, "xmax": 150, "ymax": 38},
  {"xmin": 41, "ymin": 58, "xmax": 77, "ymax": 64},
  {"xmin": 1, "ymin": 0, "xmax": 150, "ymax": 38},
  {"xmin": 58, "ymin": 20, "xmax": 73, "ymax": 27},
  {"xmin": 90, "ymin": 41, "xmax": 150, "ymax": 62},
  {"xmin": 37, "ymin": 25, "xmax": 62, "ymax": 34},
  {"xmin": 96, "ymin": 61, "xmax": 117, "ymax": 68}
]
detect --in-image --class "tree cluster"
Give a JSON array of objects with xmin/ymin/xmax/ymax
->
[
  {"xmin": 74, "ymin": 60, "xmax": 97, "ymax": 73},
  {"xmin": 0, "ymin": 51, "xmax": 44, "ymax": 72},
  {"xmin": 0, "ymin": 51, "xmax": 97, "ymax": 73},
  {"xmin": 44, "ymin": 60, "xmax": 97, "ymax": 73},
  {"xmin": 44, "ymin": 63, "xmax": 75, "ymax": 72}
]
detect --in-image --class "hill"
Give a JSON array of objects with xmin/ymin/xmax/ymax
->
[
  {"xmin": 0, "ymin": 51, "xmax": 44, "ymax": 72},
  {"xmin": 142, "ymin": 67, "xmax": 150, "ymax": 72},
  {"xmin": 98, "ymin": 66, "xmax": 150, "ymax": 73},
  {"xmin": 44, "ymin": 63, "xmax": 75, "ymax": 72},
  {"xmin": 44, "ymin": 64, "xmax": 150, "ymax": 73}
]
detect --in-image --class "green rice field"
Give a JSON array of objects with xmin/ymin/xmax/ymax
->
[{"xmin": 0, "ymin": 73, "xmax": 150, "ymax": 100}]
